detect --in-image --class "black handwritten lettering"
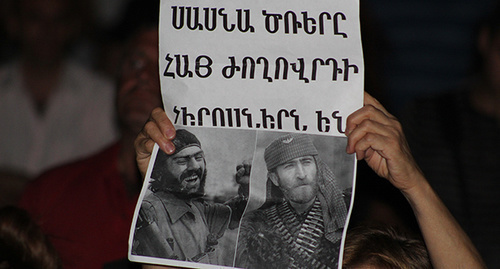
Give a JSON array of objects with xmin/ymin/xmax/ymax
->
[
  {"xmin": 242, "ymin": 57, "xmax": 255, "ymax": 79},
  {"xmin": 260, "ymin": 109, "xmax": 275, "ymax": 129},
  {"xmin": 222, "ymin": 56, "xmax": 359, "ymax": 83},
  {"xmin": 163, "ymin": 54, "xmax": 175, "ymax": 78},
  {"xmin": 218, "ymin": 8, "xmax": 236, "ymax": 32},
  {"xmin": 204, "ymin": 8, "xmax": 217, "ymax": 31},
  {"xmin": 316, "ymin": 110, "xmax": 345, "ymax": 133},
  {"xmin": 257, "ymin": 57, "xmax": 273, "ymax": 82},
  {"xmin": 342, "ymin": 58, "xmax": 358, "ymax": 81},
  {"xmin": 258, "ymin": 108, "xmax": 306, "ymax": 130},
  {"xmin": 278, "ymin": 109, "xmax": 307, "ymax": 131},
  {"xmin": 195, "ymin": 56, "xmax": 213, "ymax": 78},
  {"xmin": 332, "ymin": 111, "xmax": 345, "ymax": 133},
  {"xmin": 284, "ymin": 11, "xmax": 301, "ymax": 34},
  {"xmin": 172, "ymin": 6, "xmax": 254, "ymax": 33},
  {"xmin": 275, "ymin": 57, "xmax": 288, "ymax": 80},
  {"xmin": 262, "ymin": 10, "xmax": 348, "ymax": 37},
  {"xmin": 333, "ymin": 12, "xmax": 348, "ymax": 38},
  {"xmin": 174, "ymin": 106, "xmax": 195, "ymax": 126},
  {"xmin": 262, "ymin": 10, "xmax": 282, "ymax": 34},
  {"xmin": 312, "ymin": 58, "xmax": 342, "ymax": 81},
  {"xmin": 165, "ymin": 54, "xmax": 359, "ymax": 82},
  {"xmin": 291, "ymin": 58, "xmax": 309, "ymax": 83},
  {"xmin": 187, "ymin": 7, "xmax": 203, "ymax": 30},
  {"xmin": 237, "ymin": 9, "xmax": 255, "ymax": 32},
  {"xmin": 301, "ymin": 11, "xmax": 316, "ymax": 34},
  {"xmin": 175, "ymin": 55, "xmax": 193, "ymax": 78},
  {"xmin": 163, "ymin": 54, "xmax": 213, "ymax": 79},
  {"xmin": 316, "ymin": 111, "xmax": 331, "ymax": 133},
  {"xmin": 174, "ymin": 106, "xmax": 254, "ymax": 128},
  {"xmin": 171, "ymin": 6, "xmax": 185, "ymax": 30},
  {"xmin": 222, "ymin": 56, "xmax": 240, "ymax": 79},
  {"xmin": 173, "ymin": 106, "xmax": 307, "ymax": 130}
]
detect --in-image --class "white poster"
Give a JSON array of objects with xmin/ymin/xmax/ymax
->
[{"xmin": 129, "ymin": 0, "xmax": 363, "ymax": 268}]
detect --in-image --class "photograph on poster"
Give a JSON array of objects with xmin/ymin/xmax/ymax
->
[
  {"xmin": 235, "ymin": 130, "xmax": 354, "ymax": 269},
  {"xmin": 130, "ymin": 127, "xmax": 256, "ymax": 267}
]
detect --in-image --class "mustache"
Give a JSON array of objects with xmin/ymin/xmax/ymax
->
[{"xmin": 180, "ymin": 168, "xmax": 203, "ymax": 181}]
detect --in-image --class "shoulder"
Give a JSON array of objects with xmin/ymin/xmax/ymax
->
[{"xmin": 141, "ymin": 192, "xmax": 167, "ymax": 210}]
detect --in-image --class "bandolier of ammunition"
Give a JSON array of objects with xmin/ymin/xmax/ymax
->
[{"xmin": 264, "ymin": 198, "xmax": 332, "ymax": 269}]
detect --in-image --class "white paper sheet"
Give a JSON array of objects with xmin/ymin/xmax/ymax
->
[{"xmin": 129, "ymin": 0, "xmax": 363, "ymax": 268}]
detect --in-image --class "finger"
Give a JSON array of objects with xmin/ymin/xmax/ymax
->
[
  {"xmin": 363, "ymin": 91, "xmax": 394, "ymax": 118},
  {"xmin": 352, "ymin": 131, "xmax": 395, "ymax": 162},
  {"xmin": 142, "ymin": 119, "xmax": 175, "ymax": 155},
  {"xmin": 346, "ymin": 112, "xmax": 400, "ymax": 153},
  {"xmin": 134, "ymin": 134, "xmax": 150, "ymax": 156},
  {"xmin": 134, "ymin": 133, "xmax": 158, "ymax": 179},
  {"xmin": 353, "ymin": 130, "xmax": 422, "ymax": 190},
  {"xmin": 346, "ymin": 105, "xmax": 396, "ymax": 136},
  {"xmin": 150, "ymin": 107, "xmax": 176, "ymax": 140},
  {"xmin": 346, "ymin": 91, "xmax": 396, "ymax": 135}
]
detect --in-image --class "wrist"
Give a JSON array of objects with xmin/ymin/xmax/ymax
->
[{"xmin": 399, "ymin": 173, "xmax": 432, "ymax": 208}]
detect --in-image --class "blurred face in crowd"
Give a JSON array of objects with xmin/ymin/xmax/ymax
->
[
  {"xmin": 165, "ymin": 146, "xmax": 206, "ymax": 196},
  {"xmin": 117, "ymin": 28, "xmax": 162, "ymax": 135},
  {"xmin": 271, "ymin": 156, "xmax": 319, "ymax": 206},
  {"xmin": 16, "ymin": 0, "xmax": 79, "ymax": 65}
]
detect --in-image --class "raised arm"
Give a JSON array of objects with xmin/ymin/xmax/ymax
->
[{"xmin": 345, "ymin": 92, "xmax": 486, "ymax": 269}]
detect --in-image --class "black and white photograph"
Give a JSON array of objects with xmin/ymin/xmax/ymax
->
[
  {"xmin": 235, "ymin": 131, "xmax": 355, "ymax": 269},
  {"xmin": 130, "ymin": 127, "xmax": 256, "ymax": 268},
  {"xmin": 129, "ymin": 128, "xmax": 355, "ymax": 269}
]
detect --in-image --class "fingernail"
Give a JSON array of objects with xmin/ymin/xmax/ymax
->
[
  {"xmin": 165, "ymin": 142, "xmax": 176, "ymax": 155},
  {"xmin": 165, "ymin": 128, "xmax": 176, "ymax": 139}
]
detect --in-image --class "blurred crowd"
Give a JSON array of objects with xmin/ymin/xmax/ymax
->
[{"xmin": 0, "ymin": 0, "xmax": 498, "ymax": 268}]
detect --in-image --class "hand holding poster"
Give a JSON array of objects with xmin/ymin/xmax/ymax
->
[{"xmin": 129, "ymin": 0, "xmax": 363, "ymax": 268}]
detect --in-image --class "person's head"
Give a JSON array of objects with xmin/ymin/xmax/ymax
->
[
  {"xmin": 6, "ymin": 0, "xmax": 85, "ymax": 65},
  {"xmin": 342, "ymin": 226, "xmax": 431, "ymax": 269},
  {"xmin": 264, "ymin": 133, "xmax": 348, "ymax": 236},
  {"xmin": 264, "ymin": 133, "xmax": 320, "ymax": 208},
  {"xmin": 116, "ymin": 27, "xmax": 162, "ymax": 135},
  {"xmin": 116, "ymin": 0, "xmax": 162, "ymax": 136},
  {"xmin": 0, "ymin": 206, "xmax": 61, "ymax": 269},
  {"xmin": 150, "ymin": 129, "xmax": 207, "ymax": 198}
]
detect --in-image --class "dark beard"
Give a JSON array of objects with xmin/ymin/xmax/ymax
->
[{"xmin": 151, "ymin": 167, "xmax": 207, "ymax": 199}]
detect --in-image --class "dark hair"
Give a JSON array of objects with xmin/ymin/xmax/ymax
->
[
  {"xmin": 0, "ymin": 206, "xmax": 61, "ymax": 269},
  {"xmin": 343, "ymin": 225, "xmax": 431, "ymax": 269},
  {"xmin": 111, "ymin": 0, "xmax": 160, "ymax": 43}
]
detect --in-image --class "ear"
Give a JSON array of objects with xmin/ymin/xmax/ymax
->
[{"xmin": 268, "ymin": 172, "xmax": 279, "ymax": 187}]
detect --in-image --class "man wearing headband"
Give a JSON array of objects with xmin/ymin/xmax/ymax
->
[
  {"xmin": 236, "ymin": 133, "xmax": 348, "ymax": 269},
  {"xmin": 131, "ymin": 129, "xmax": 232, "ymax": 265}
]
